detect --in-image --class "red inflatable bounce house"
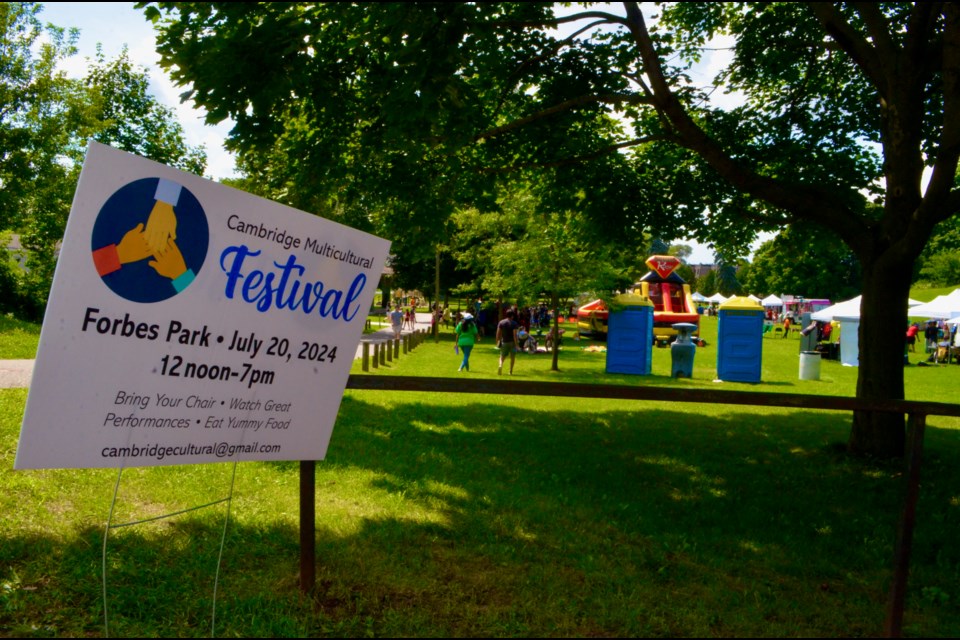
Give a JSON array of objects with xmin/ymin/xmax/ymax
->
[
  {"xmin": 638, "ymin": 255, "xmax": 699, "ymax": 343},
  {"xmin": 576, "ymin": 255, "xmax": 699, "ymax": 342}
]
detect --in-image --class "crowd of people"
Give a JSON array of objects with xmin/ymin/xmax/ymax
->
[
  {"xmin": 387, "ymin": 297, "xmax": 569, "ymax": 374},
  {"xmin": 912, "ymin": 319, "xmax": 960, "ymax": 362},
  {"xmin": 453, "ymin": 302, "xmax": 567, "ymax": 374}
]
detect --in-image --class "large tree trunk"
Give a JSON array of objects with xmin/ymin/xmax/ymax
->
[{"xmin": 849, "ymin": 256, "xmax": 913, "ymax": 458}]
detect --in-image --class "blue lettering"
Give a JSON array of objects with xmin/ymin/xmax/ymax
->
[
  {"xmin": 303, "ymin": 282, "xmax": 325, "ymax": 313},
  {"xmin": 274, "ymin": 255, "xmax": 306, "ymax": 310},
  {"xmin": 218, "ymin": 245, "xmax": 367, "ymax": 322},
  {"xmin": 242, "ymin": 270, "xmax": 268, "ymax": 311},
  {"xmin": 343, "ymin": 274, "xmax": 366, "ymax": 321},
  {"xmin": 321, "ymin": 289, "xmax": 343, "ymax": 318},
  {"xmin": 220, "ymin": 245, "xmax": 261, "ymax": 299}
]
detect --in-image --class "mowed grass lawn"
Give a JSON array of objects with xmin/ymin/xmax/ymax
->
[{"xmin": 1, "ymin": 313, "xmax": 959, "ymax": 637}]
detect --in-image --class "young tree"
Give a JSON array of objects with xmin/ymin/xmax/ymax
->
[
  {"xmin": 699, "ymin": 270, "xmax": 719, "ymax": 297},
  {"xmin": 452, "ymin": 190, "xmax": 630, "ymax": 370},
  {"xmin": 143, "ymin": 2, "xmax": 960, "ymax": 456}
]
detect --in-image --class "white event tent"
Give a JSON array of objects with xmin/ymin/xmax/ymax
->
[
  {"xmin": 761, "ymin": 294, "xmax": 783, "ymax": 307},
  {"xmin": 810, "ymin": 296, "xmax": 863, "ymax": 366},
  {"xmin": 811, "ymin": 294, "xmax": 933, "ymax": 367},
  {"xmin": 908, "ymin": 288, "xmax": 960, "ymax": 319},
  {"xmin": 812, "ymin": 295, "xmax": 927, "ymax": 322},
  {"xmin": 811, "ymin": 296, "xmax": 862, "ymax": 322}
]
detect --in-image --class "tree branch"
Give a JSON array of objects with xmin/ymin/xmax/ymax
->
[
  {"xmin": 943, "ymin": 189, "xmax": 960, "ymax": 217},
  {"xmin": 851, "ymin": 3, "xmax": 897, "ymax": 72},
  {"xmin": 921, "ymin": 4, "xmax": 960, "ymax": 224},
  {"xmin": 903, "ymin": 2, "xmax": 941, "ymax": 69},
  {"xmin": 621, "ymin": 1, "xmax": 868, "ymax": 249},
  {"xmin": 475, "ymin": 136, "xmax": 672, "ymax": 173},
  {"xmin": 808, "ymin": 3, "xmax": 886, "ymax": 98},
  {"xmin": 491, "ymin": 11, "xmax": 628, "ymax": 30},
  {"xmin": 495, "ymin": 19, "xmax": 612, "ymax": 119},
  {"xmin": 476, "ymin": 94, "xmax": 651, "ymax": 141}
]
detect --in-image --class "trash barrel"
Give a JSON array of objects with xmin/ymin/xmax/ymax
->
[
  {"xmin": 717, "ymin": 296, "xmax": 764, "ymax": 383},
  {"xmin": 800, "ymin": 319, "xmax": 819, "ymax": 353},
  {"xmin": 605, "ymin": 294, "xmax": 654, "ymax": 375},
  {"xmin": 799, "ymin": 351, "xmax": 821, "ymax": 380},
  {"xmin": 670, "ymin": 322, "xmax": 698, "ymax": 378}
]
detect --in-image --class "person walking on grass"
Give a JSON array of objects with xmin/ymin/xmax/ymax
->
[
  {"xmin": 455, "ymin": 312, "xmax": 479, "ymax": 372},
  {"xmin": 496, "ymin": 308, "xmax": 519, "ymax": 375}
]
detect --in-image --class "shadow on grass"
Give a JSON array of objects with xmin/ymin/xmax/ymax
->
[
  {"xmin": 316, "ymin": 395, "xmax": 960, "ymax": 636},
  {"xmin": 3, "ymin": 396, "xmax": 959, "ymax": 637}
]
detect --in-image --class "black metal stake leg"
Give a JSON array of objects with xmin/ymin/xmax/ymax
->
[{"xmin": 299, "ymin": 460, "xmax": 316, "ymax": 594}]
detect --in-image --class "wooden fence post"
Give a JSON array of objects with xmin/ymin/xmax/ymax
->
[{"xmin": 885, "ymin": 412, "xmax": 927, "ymax": 638}]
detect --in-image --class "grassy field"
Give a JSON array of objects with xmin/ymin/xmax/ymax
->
[
  {"xmin": 0, "ymin": 315, "xmax": 41, "ymax": 360},
  {"xmin": 1, "ymin": 313, "xmax": 959, "ymax": 636}
]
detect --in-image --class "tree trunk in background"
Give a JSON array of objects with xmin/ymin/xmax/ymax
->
[
  {"xmin": 551, "ymin": 289, "xmax": 561, "ymax": 371},
  {"xmin": 434, "ymin": 248, "xmax": 440, "ymax": 343}
]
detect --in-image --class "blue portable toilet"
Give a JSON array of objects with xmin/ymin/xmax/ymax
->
[
  {"xmin": 717, "ymin": 296, "xmax": 764, "ymax": 382},
  {"xmin": 606, "ymin": 293, "xmax": 654, "ymax": 375}
]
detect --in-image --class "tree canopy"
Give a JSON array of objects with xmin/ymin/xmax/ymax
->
[{"xmin": 143, "ymin": 2, "xmax": 960, "ymax": 457}]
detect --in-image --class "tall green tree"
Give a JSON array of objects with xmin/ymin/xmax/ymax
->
[
  {"xmin": 85, "ymin": 46, "xmax": 206, "ymax": 175},
  {"xmin": 27, "ymin": 45, "xmax": 207, "ymax": 308},
  {"xmin": 140, "ymin": 3, "xmax": 672, "ymax": 287},
  {"xmin": 915, "ymin": 215, "xmax": 960, "ymax": 286},
  {"xmin": 744, "ymin": 224, "xmax": 862, "ymax": 301},
  {"xmin": 0, "ymin": 3, "xmax": 208, "ymax": 317},
  {"xmin": 144, "ymin": 2, "xmax": 960, "ymax": 457},
  {"xmin": 0, "ymin": 2, "xmax": 98, "ymax": 316}
]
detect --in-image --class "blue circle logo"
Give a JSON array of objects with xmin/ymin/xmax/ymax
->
[{"xmin": 91, "ymin": 178, "xmax": 209, "ymax": 303}]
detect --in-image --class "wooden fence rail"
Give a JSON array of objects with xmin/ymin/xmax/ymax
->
[{"xmin": 298, "ymin": 375, "xmax": 960, "ymax": 637}]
